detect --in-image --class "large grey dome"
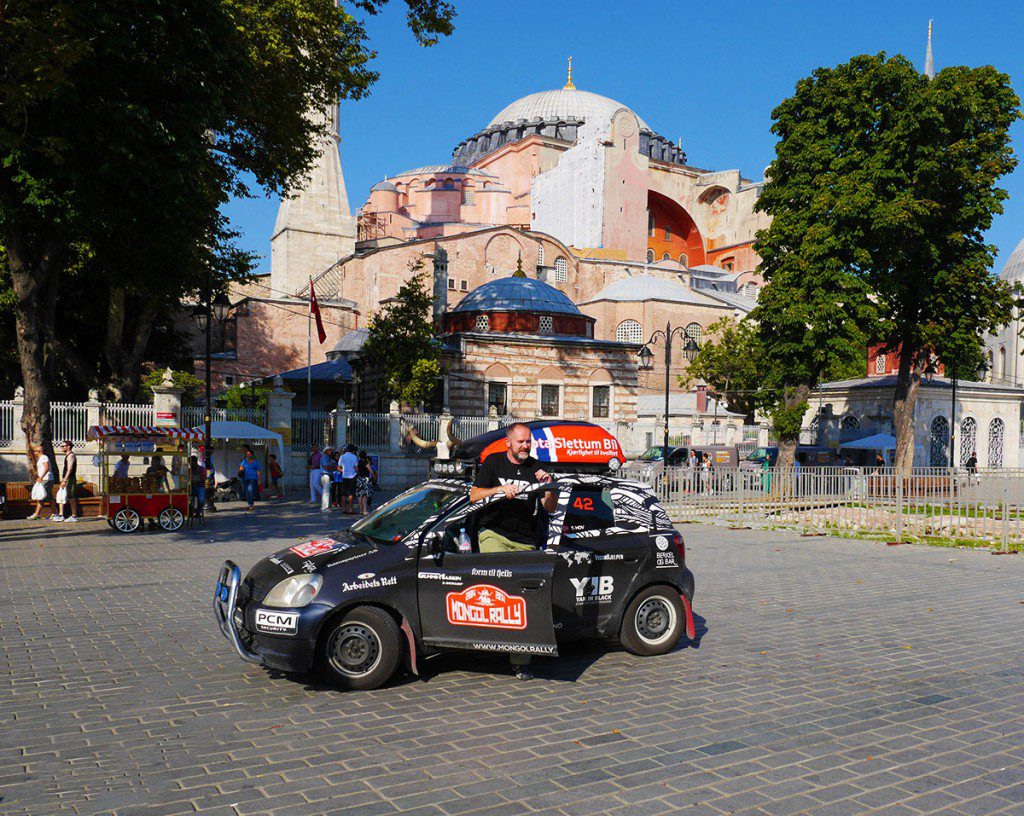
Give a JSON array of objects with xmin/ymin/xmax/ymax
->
[
  {"xmin": 488, "ymin": 88, "xmax": 649, "ymax": 130},
  {"xmin": 1000, "ymin": 237, "xmax": 1024, "ymax": 283}
]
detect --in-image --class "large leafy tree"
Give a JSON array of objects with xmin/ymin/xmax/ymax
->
[
  {"xmin": 361, "ymin": 264, "xmax": 442, "ymax": 408},
  {"xmin": 0, "ymin": 0, "xmax": 455, "ymax": 471},
  {"xmin": 681, "ymin": 317, "xmax": 762, "ymax": 423},
  {"xmin": 757, "ymin": 53, "xmax": 1020, "ymax": 471}
]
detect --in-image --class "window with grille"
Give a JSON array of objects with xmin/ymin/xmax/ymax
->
[
  {"xmin": 540, "ymin": 384, "xmax": 560, "ymax": 417},
  {"xmin": 616, "ymin": 320, "xmax": 643, "ymax": 344},
  {"xmin": 840, "ymin": 415, "xmax": 860, "ymax": 429},
  {"xmin": 930, "ymin": 416, "xmax": 949, "ymax": 466},
  {"xmin": 875, "ymin": 353, "xmax": 886, "ymax": 374},
  {"xmin": 960, "ymin": 417, "xmax": 977, "ymax": 465},
  {"xmin": 684, "ymin": 323, "xmax": 703, "ymax": 345},
  {"xmin": 487, "ymin": 382, "xmax": 507, "ymax": 415},
  {"xmin": 592, "ymin": 385, "xmax": 610, "ymax": 418},
  {"xmin": 475, "ymin": 314, "xmax": 489, "ymax": 332},
  {"xmin": 537, "ymin": 243, "xmax": 544, "ymax": 266},
  {"xmin": 463, "ymin": 188, "xmax": 474, "ymax": 205},
  {"xmin": 554, "ymin": 257, "xmax": 568, "ymax": 283},
  {"xmin": 539, "ymin": 315, "xmax": 553, "ymax": 334},
  {"xmin": 988, "ymin": 417, "xmax": 1005, "ymax": 467}
]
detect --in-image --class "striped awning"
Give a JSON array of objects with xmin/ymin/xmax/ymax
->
[{"xmin": 87, "ymin": 425, "xmax": 205, "ymax": 441}]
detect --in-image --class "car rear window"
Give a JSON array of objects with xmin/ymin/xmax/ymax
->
[{"xmin": 563, "ymin": 488, "xmax": 614, "ymax": 533}]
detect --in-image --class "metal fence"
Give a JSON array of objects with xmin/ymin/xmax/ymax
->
[
  {"xmin": 51, "ymin": 402, "xmax": 91, "ymax": 446},
  {"xmin": 292, "ymin": 410, "xmax": 334, "ymax": 452},
  {"xmin": 639, "ymin": 465, "xmax": 1024, "ymax": 549},
  {"xmin": 180, "ymin": 405, "xmax": 266, "ymax": 428},
  {"xmin": 346, "ymin": 413, "xmax": 390, "ymax": 453},
  {"xmin": 98, "ymin": 403, "xmax": 154, "ymax": 426},
  {"xmin": 0, "ymin": 401, "xmax": 13, "ymax": 447}
]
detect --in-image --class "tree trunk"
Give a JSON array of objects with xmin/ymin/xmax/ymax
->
[
  {"xmin": 772, "ymin": 382, "xmax": 810, "ymax": 497},
  {"xmin": 103, "ymin": 295, "xmax": 158, "ymax": 400},
  {"xmin": 892, "ymin": 347, "xmax": 922, "ymax": 474},
  {"xmin": 6, "ymin": 230, "xmax": 62, "ymax": 477}
]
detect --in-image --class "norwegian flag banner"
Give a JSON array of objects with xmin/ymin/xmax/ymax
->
[{"xmin": 309, "ymin": 278, "xmax": 327, "ymax": 345}]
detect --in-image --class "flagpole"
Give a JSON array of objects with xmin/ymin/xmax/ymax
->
[{"xmin": 307, "ymin": 276, "xmax": 313, "ymax": 448}]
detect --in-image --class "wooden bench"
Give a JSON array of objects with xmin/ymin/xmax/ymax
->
[{"xmin": 3, "ymin": 482, "xmax": 102, "ymax": 519}]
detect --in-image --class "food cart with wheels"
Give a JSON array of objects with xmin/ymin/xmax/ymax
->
[{"xmin": 87, "ymin": 425, "xmax": 204, "ymax": 532}]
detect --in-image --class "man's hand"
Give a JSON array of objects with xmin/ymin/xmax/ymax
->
[
  {"xmin": 499, "ymin": 483, "xmax": 521, "ymax": 499},
  {"xmin": 534, "ymin": 468, "xmax": 552, "ymax": 483}
]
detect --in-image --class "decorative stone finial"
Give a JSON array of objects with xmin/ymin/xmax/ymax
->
[
  {"xmin": 87, "ymin": 388, "xmax": 100, "ymax": 401},
  {"xmin": 14, "ymin": 385, "xmax": 24, "ymax": 400},
  {"xmin": 273, "ymin": 375, "xmax": 284, "ymax": 388},
  {"xmin": 513, "ymin": 253, "xmax": 526, "ymax": 277},
  {"xmin": 488, "ymin": 405, "xmax": 498, "ymax": 419},
  {"xmin": 162, "ymin": 367, "xmax": 174, "ymax": 386},
  {"xmin": 563, "ymin": 56, "xmax": 576, "ymax": 91}
]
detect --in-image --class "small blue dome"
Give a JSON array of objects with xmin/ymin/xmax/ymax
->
[{"xmin": 453, "ymin": 276, "xmax": 581, "ymax": 315}]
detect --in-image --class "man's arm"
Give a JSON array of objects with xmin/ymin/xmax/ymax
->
[{"xmin": 469, "ymin": 483, "xmax": 519, "ymax": 503}]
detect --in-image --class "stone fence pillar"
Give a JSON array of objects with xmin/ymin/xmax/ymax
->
[
  {"xmin": 11, "ymin": 386, "xmax": 27, "ymax": 452},
  {"xmin": 151, "ymin": 370, "xmax": 184, "ymax": 426},
  {"xmin": 265, "ymin": 377, "xmax": 295, "ymax": 483},
  {"xmin": 388, "ymin": 400, "xmax": 402, "ymax": 453},
  {"xmin": 335, "ymin": 399, "xmax": 347, "ymax": 449}
]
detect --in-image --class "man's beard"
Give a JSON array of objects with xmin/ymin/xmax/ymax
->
[{"xmin": 513, "ymin": 449, "xmax": 530, "ymax": 462}]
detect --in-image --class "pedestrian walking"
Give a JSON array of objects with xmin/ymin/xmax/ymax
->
[
  {"xmin": 320, "ymin": 447, "xmax": 335, "ymax": 512},
  {"xmin": 28, "ymin": 443, "xmax": 54, "ymax": 520},
  {"xmin": 356, "ymin": 449, "xmax": 376, "ymax": 515},
  {"xmin": 238, "ymin": 448, "xmax": 261, "ymax": 512},
  {"xmin": 267, "ymin": 454, "xmax": 284, "ymax": 498},
  {"xmin": 54, "ymin": 440, "xmax": 79, "ymax": 522},
  {"xmin": 340, "ymin": 444, "xmax": 358, "ymax": 514},
  {"xmin": 190, "ymin": 455, "xmax": 207, "ymax": 510},
  {"xmin": 307, "ymin": 445, "xmax": 322, "ymax": 503}
]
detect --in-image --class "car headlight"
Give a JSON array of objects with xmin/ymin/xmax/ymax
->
[{"xmin": 262, "ymin": 574, "xmax": 323, "ymax": 608}]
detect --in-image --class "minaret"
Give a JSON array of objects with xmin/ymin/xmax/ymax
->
[
  {"xmin": 924, "ymin": 19, "xmax": 935, "ymax": 79},
  {"xmin": 270, "ymin": 102, "xmax": 357, "ymax": 297}
]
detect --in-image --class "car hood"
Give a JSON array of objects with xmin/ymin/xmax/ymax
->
[{"xmin": 245, "ymin": 532, "xmax": 381, "ymax": 600}]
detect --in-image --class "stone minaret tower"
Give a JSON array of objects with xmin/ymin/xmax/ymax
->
[
  {"xmin": 270, "ymin": 102, "xmax": 357, "ymax": 296},
  {"xmin": 924, "ymin": 20, "xmax": 935, "ymax": 79}
]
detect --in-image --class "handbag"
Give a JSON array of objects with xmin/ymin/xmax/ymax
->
[
  {"xmin": 55, "ymin": 486, "xmax": 67, "ymax": 504},
  {"xmin": 31, "ymin": 482, "xmax": 46, "ymax": 501}
]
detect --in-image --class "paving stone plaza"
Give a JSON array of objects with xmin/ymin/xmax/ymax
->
[{"xmin": 2, "ymin": 501, "xmax": 1023, "ymax": 816}]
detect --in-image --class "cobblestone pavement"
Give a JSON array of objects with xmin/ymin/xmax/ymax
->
[{"xmin": 2, "ymin": 498, "xmax": 1024, "ymax": 816}]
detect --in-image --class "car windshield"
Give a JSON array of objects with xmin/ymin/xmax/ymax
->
[
  {"xmin": 637, "ymin": 446, "xmax": 668, "ymax": 462},
  {"xmin": 350, "ymin": 484, "xmax": 463, "ymax": 543}
]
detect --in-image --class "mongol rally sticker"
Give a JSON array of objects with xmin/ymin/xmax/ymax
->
[
  {"xmin": 290, "ymin": 539, "xmax": 338, "ymax": 558},
  {"xmin": 446, "ymin": 584, "xmax": 527, "ymax": 629}
]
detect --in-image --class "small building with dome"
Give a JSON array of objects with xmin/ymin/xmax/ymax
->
[{"xmin": 984, "ymin": 237, "xmax": 1024, "ymax": 389}]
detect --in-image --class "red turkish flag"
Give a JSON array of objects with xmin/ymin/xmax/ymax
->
[{"xmin": 309, "ymin": 278, "xmax": 327, "ymax": 345}]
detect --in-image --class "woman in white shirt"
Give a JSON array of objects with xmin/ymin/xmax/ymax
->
[{"xmin": 28, "ymin": 443, "xmax": 54, "ymax": 520}]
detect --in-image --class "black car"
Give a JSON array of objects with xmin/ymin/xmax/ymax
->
[{"xmin": 214, "ymin": 474, "xmax": 696, "ymax": 690}]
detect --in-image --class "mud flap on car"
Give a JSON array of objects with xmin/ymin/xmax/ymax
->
[
  {"xmin": 680, "ymin": 593, "xmax": 696, "ymax": 641},
  {"xmin": 400, "ymin": 617, "xmax": 419, "ymax": 676}
]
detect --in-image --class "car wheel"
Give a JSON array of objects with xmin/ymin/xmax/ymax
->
[
  {"xmin": 620, "ymin": 585, "xmax": 685, "ymax": 656},
  {"xmin": 316, "ymin": 606, "xmax": 402, "ymax": 691},
  {"xmin": 158, "ymin": 507, "xmax": 184, "ymax": 531},
  {"xmin": 112, "ymin": 507, "xmax": 141, "ymax": 533}
]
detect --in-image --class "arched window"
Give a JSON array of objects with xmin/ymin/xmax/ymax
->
[
  {"xmin": 960, "ymin": 416, "xmax": 977, "ymax": 466},
  {"xmin": 554, "ymin": 256, "xmax": 568, "ymax": 283},
  {"xmin": 998, "ymin": 346, "xmax": 1006, "ymax": 382},
  {"xmin": 684, "ymin": 322, "xmax": 703, "ymax": 345},
  {"xmin": 719, "ymin": 257, "xmax": 735, "ymax": 271},
  {"xmin": 988, "ymin": 417, "xmax": 1005, "ymax": 467},
  {"xmin": 662, "ymin": 252, "xmax": 671, "ymax": 261},
  {"xmin": 475, "ymin": 314, "xmax": 489, "ymax": 333},
  {"xmin": 645, "ymin": 249, "xmax": 655, "ymax": 264},
  {"xmin": 678, "ymin": 253, "xmax": 688, "ymax": 266},
  {"xmin": 664, "ymin": 225, "xmax": 671, "ymax": 241},
  {"xmin": 841, "ymin": 415, "xmax": 860, "ymax": 430},
  {"xmin": 443, "ymin": 178, "xmax": 455, "ymax": 190},
  {"xmin": 930, "ymin": 416, "xmax": 949, "ymax": 467},
  {"xmin": 616, "ymin": 320, "xmax": 643, "ymax": 344},
  {"xmin": 875, "ymin": 353, "xmax": 887, "ymax": 374}
]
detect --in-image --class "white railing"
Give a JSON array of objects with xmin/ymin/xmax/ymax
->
[
  {"xmin": 402, "ymin": 414, "xmax": 441, "ymax": 454},
  {"xmin": 454, "ymin": 415, "xmax": 490, "ymax": 441},
  {"xmin": 292, "ymin": 410, "xmax": 333, "ymax": 452},
  {"xmin": 180, "ymin": 405, "xmax": 266, "ymax": 428},
  {"xmin": 0, "ymin": 401, "xmax": 13, "ymax": 447},
  {"xmin": 99, "ymin": 402, "xmax": 154, "ymax": 426},
  {"xmin": 51, "ymin": 402, "xmax": 90, "ymax": 445},
  {"xmin": 636, "ymin": 465, "xmax": 1024, "ymax": 550},
  {"xmin": 347, "ymin": 413, "xmax": 390, "ymax": 453}
]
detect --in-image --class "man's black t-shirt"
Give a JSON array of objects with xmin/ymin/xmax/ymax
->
[{"xmin": 473, "ymin": 452, "xmax": 543, "ymax": 544}]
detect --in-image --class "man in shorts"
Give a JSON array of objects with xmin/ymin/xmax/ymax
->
[{"xmin": 339, "ymin": 444, "xmax": 359, "ymax": 514}]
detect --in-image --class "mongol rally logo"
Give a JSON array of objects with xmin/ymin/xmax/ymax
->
[{"xmin": 446, "ymin": 584, "xmax": 527, "ymax": 630}]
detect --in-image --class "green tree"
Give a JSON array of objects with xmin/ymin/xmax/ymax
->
[
  {"xmin": 0, "ymin": 0, "xmax": 455, "ymax": 472},
  {"xmin": 758, "ymin": 53, "xmax": 1020, "ymax": 471},
  {"xmin": 361, "ymin": 264, "xmax": 441, "ymax": 408},
  {"xmin": 140, "ymin": 369, "xmax": 204, "ymax": 405},
  {"xmin": 681, "ymin": 317, "xmax": 762, "ymax": 423}
]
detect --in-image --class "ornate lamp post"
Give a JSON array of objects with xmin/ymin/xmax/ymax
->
[
  {"xmin": 638, "ymin": 323, "xmax": 699, "ymax": 458},
  {"xmin": 192, "ymin": 284, "xmax": 231, "ymax": 502}
]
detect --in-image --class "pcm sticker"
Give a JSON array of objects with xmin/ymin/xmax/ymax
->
[{"xmin": 255, "ymin": 609, "xmax": 299, "ymax": 635}]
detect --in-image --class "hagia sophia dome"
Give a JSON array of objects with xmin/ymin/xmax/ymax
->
[
  {"xmin": 487, "ymin": 88, "xmax": 650, "ymax": 131},
  {"xmin": 999, "ymin": 237, "xmax": 1024, "ymax": 283}
]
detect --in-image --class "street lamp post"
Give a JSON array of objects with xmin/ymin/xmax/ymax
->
[
  {"xmin": 638, "ymin": 322, "xmax": 699, "ymax": 458},
  {"xmin": 192, "ymin": 278, "xmax": 231, "ymax": 505}
]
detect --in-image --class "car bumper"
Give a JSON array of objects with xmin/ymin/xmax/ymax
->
[{"xmin": 213, "ymin": 560, "xmax": 321, "ymax": 673}]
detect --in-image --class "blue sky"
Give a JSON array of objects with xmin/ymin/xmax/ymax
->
[{"xmin": 223, "ymin": 0, "xmax": 1024, "ymax": 276}]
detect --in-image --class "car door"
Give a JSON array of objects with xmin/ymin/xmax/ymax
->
[
  {"xmin": 417, "ymin": 488, "xmax": 558, "ymax": 657},
  {"xmin": 547, "ymin": 484, "xmax": 649, "ymax": 638}
]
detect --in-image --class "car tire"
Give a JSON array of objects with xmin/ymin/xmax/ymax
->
[
  {"xmin": 316, "ymin": 606, "xmax": 402, "ymax": 691},
  {"xmin": 620, "ymin": 585, "xmax": 685, "ymax": 656}
]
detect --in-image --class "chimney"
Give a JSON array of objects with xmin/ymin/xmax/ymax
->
[{"xmin": 695, "ymin": 385, "xmax": 708, "ymax": 414}]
